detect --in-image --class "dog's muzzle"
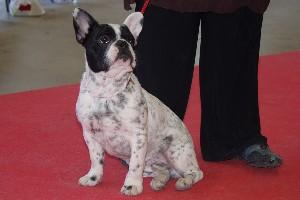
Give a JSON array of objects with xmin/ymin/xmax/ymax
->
[{"xmin": 115, "ymin": 40, "xmax": 134, "ymax": 63}]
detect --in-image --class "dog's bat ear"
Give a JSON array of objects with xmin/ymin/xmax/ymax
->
[
  {"xmin": 123, "ymin": 12, "xmax": 144, "ymax": 40},
  {"xmin": 73, "ymin": 8, "xmax": 96, "ymax": 45}
]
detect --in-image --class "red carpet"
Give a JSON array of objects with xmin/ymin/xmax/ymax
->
[{"xmin": 0, "ymin": 51, "xmax": 299, "ymax": 200}]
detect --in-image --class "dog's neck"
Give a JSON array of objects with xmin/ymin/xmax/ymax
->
[{"xmin": 80, "ymin": 61, "xmax": 133, "ymax": 98}]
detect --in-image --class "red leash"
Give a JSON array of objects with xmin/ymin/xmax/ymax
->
[{"xmin": 140, "ymin": 0, "xmax": 150, "ymax": 14}]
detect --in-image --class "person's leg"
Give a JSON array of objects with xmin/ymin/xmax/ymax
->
[
  {"xmin": 134, "ymin": 5, "xmax": 200, "ymax": 119},
  {"xmin": 199, "ymin": 7, "xmax": 281, "ymax": 167}
]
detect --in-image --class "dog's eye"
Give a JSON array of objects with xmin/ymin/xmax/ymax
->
[{"xmin": 99, "ymin": 35, "xmax": 110, "ymax": 44}]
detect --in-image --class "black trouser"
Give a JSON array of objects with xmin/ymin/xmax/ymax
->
[{"xmin": 134, "ymin": 5, "xmax": 267, "ymax": 161}]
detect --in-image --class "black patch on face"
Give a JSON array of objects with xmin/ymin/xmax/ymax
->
[
  {"xmin": 84, "ymin": 24, "xmax": 117, "ymax": 73},
  {"xmin": 120, "ymin": 25, "xmax": 135, "ymax": 48}
]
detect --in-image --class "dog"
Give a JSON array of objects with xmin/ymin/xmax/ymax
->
[{"xmin": 73, "ymin": 8, "xmax": 203, "ymax": 196}]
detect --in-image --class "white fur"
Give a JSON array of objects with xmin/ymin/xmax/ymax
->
[
  {"xmin": 77, "ymin": 62, "xmax": 203, "ymax": 195},
  {"xmin": 109, "ymin": 24, "xmax": 121, "ymax": 40},
  {"xmin": 73, "ymin": 8, "xmax": 92, "ymax": 42},
  {"xmin": 105, "ymin": 39, "xmax": 136, "ymax": 70},
  {"xmin": 75, "ymin": 11, "xmax": 203, "ymax": 196},
  {"xmin": 123, "ymin": 12, "xmax": 143, "ymax": 41}
]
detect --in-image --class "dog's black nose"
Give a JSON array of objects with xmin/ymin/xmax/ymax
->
[{"xmin": 116, "ymin": 40, "xmax": 128, "ymax": 49}]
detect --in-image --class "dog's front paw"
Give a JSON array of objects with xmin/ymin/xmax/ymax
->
[
  {"xmin": 78, "ymin": 174, "xmax": 102, "ymax": 186},
  {"xmin": 120, "ymin": 184, "xmax": 143, "ymax": 196}
]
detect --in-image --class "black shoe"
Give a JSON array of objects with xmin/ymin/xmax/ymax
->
[{"xmin": 240, "ymin": 144, "xmax": 282, "ymax": 168}]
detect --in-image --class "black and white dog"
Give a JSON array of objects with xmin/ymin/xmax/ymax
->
[{"xmin": 73, "ymin": 8, "xmax": 203, "ymax": 196}]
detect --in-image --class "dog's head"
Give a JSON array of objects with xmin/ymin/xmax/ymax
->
[{"xmin": 73, "ymin": 8, "xmax": 143, "ymax": 74}]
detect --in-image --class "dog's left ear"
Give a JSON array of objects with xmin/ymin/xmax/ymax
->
[
  {"xmin": 123, "ymin": 12, "xmax": 144, "ymax": 40},
  {"xmin": 73, "ymin": 8, "xmax": 96, "ymax": 45}
]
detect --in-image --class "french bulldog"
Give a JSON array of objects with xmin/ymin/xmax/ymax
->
[{"xmin": 73, "ymin": 8, "xmax": 203, "ymax": 196}]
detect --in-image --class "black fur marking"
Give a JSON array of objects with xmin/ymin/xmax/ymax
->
[
  {"xmin": 136, "ymin": 132, "xmax": 146, "ymax": 136},
  {"xmin": 93, "ymin": 112, "xmax": 101, "ymax": 120},
  {"xmin": 104, "ymin": 102, "xmax": 113, "ymax": 116},
  {"xmin": 90, "ymin": 122, "xmax": 101, "ymax": 133},
  {"xmin": 90, "ymin": 122, "xmax": 95, "ymax": 134},
  {"xmin": 144, "ymin": 171, "xmax": 152, "ymax": 176},
  {"xmin": 89, "ymin": 103, "xmax": 114, "ymax": 121},
  {"xmin": 99, "ymin": 159, "xmax": 104, "ymax": 165},
  {"xmin": 138, "ymin": 99, "xmax": 146, "ymax": 107},
  {"xmin": 84, "ymin": 24, "xmax": 117, "ymax": 73},
  {"xmin": 120, "ymin": 25, "xmax": 135, "ymax": 48},
  {"xmin": 125, "ymin": 185, "xmax": 132, "ymax": 190},
  {"xmin": 115, "ymin": 40, "xmax": 133, "ymax": 63},
  {"xmin": 116, "ymin": 93, "xmax": 128, "ymax": 109},
  {"xmin": 137, "ymin": 145, "xmax": 144, "ymax": 150},
  {"xmin": 109, "ymin": 134, "xmax": 118, "ymax": 141},
  {"xmin": 90, "ymin": 176, "xmax": 97, "ymax": 181},
  {"xmin": 111, "ymin": 116, "xmax": 120, "ymax": 124},
  {"xmin": 137, "ymin": 139, "xmax": 143, "ymax": 145},
  {"xmin": 132, "ymin": 117, "xmax": 141, "ymax": 124},
  {"xmin": 125, "ymin": 81, "xmax": 135, "ymax": 93},
  {"xmin": 163, "ymin": 136, "xmax": 173, "ymax": 145}
]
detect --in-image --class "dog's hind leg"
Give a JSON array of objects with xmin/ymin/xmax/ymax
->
[
  {"xmin": 165, "ymin": 139, "xmax": 203, "ymax": 190},
  {"xmin": 150, "ymin": 163, "xmax": 170, "ymax": 191},
  {"xmin": 174, "ymin": 158, "xmax": 203, "ymax": 190},
  {"xmin": 175, "ymin": 170, "xmax": 203, "ymax": 190}
]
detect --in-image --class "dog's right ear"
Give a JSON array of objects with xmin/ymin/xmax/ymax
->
[
  {"xmin": 73, "ymin": 8, "xmax": 96, "ymax": 45},
  {"xmin": 123, "ymin": 12, "xmax": 144, "ymax": 40}
]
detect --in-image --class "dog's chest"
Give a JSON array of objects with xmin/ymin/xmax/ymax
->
[{"xmin": 76, "ymin": 91, "xmax": 138, "ymax": 158}]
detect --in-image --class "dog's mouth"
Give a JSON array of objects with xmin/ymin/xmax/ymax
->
[
  {"xmin": 105, "ymin": 64, "xmax": 133, "ymax": 79},
  {"xmin": 115, "ymin": 49, "xmax": 134, "ymax": 65}
]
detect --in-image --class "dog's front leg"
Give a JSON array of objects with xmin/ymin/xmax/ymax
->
[
  {"xmin": 121, "ymin": 127, "xmax": 147, "ymax": 196},
  {"xmin": 79, "ymin": 128, "xmax": 104, "ymax": 187}
]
